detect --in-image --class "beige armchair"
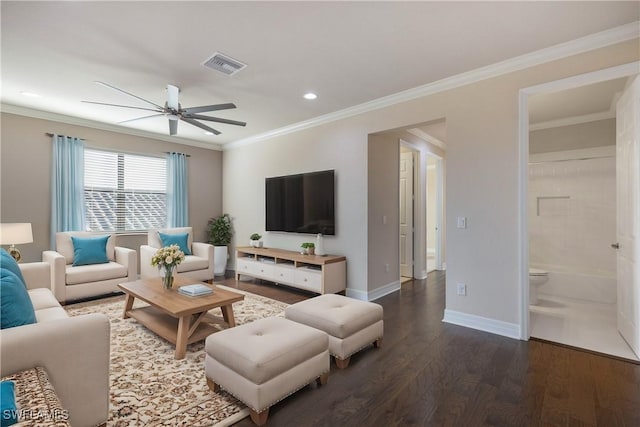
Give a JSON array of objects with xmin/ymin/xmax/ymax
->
[
  {"xmin": 43, "ymin": 231, "xmax": 137, "ymax": 304},
  {"xmin": 140, "ymin": 227, "xmax": 214, "ymax": 282},
  {"xmin": 0, "ymin": 261, "xmax": 110, "ymax": 427}
]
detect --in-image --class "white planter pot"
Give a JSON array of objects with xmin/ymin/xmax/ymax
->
[{"xmin": 213, "ymin": 246, "xmax": 228, "ymax": 276}]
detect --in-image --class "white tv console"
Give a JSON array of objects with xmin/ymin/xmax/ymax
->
[{"xmin": 235, "ymin": 246, "xmax": 346, "ymax": 294}]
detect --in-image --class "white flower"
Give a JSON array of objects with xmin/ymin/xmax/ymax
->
[{"xmin": 166, "ymin": 256, "xmax": 173, "ymax": 264}]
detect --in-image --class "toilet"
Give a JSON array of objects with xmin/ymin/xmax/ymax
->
[{"xmin": 529, "ymin": 268, "xmax": 549, "ymax": 305}]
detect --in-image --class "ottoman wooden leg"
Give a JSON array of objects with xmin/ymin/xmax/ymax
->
[
  {"xmin": 250, "ymin": 408, "xmax": 269, "ymax": 426},
  {"xmin": 374, "ymin": 338, "xmax": 383, "ymax": 348},
  {"xmin": 206, "ymin": 377, "xmax": 220, "ymax": 393},
  {"xmin": 316, "ymin": 372, "xmax": 329, "ymax": 386},
  {"xmin": 335, "ymin": 356, "xmax": 351, "ymax": 369}
]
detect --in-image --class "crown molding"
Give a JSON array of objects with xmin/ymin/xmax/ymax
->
[
  {"xmin": 406, "ymin": 128, "xmax": 447, "ymax": 151},
  {"xmin": 529, "ymin": 110, "xmax": 616, "ymax": 131},
  {"xmin": 1, "ymin": 103, "xmax": 223, "ymax": 151},
  {"xmin": 225, "ymin": 21, "xmax": 640, "ymax": 150}
]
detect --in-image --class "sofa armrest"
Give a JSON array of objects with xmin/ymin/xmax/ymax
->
[
  {"xmin": 42, "ymin": 250, "xmax": 67, "ymax": 303},
  {"xmin": 192, "ymin": 242, "xmax": 214, "ymax": 281},
  {"xmin": 140, "ymin": 244, "xmax": 158, "ymax": 279},
  {"xmin": 0, "ymin": 314, "xmax": 110, "ymax": 427},
  {"xmin": 18, "ymin": 262, "xmax": 51, "ymax": 290},
  {"xmin": 115, "ymin": 246, "xmax": 137, "ymax": 281}
]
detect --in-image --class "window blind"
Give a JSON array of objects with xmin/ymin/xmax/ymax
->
[{"xmin": 84, "ymin": 149, "xmax": 167, "ymax": 232}]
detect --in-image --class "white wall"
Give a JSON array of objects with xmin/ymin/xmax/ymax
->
[
  {"xmin": 223, "ymin": 39, "xmax": 638, "ymax": 329},
  {"xmin": 529, "ymin": 153, "xmax": 616, "ymax": 277}
]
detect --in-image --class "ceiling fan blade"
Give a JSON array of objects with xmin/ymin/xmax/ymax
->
[
  {"xmin": 81, "ymin": 100, "xmax": 161, "ymax": 113},
  {"xmin": 118, "ymin": 113, "xmax": 165, "ymax": 124},
  {"xmin": 167, "ymin": 84, "xmax": 179, "ymax": 110},
  {"xmin": 181, "ymin": 117, "xmax": 221, "ymax": 135},
  {"xmin": 94, "ymin": 81, "xmax": 165, "ymax": 110},
  {"xmin": 185, "ymin": 114, "xmax": 247, "ymax": 127},
  {"xmin": 169, "ymin": 119, "xmax": 178, "ymax": 136},
  {"xmin": 182, "ymin": 103, "xmax": 236, "ymax": 115}
]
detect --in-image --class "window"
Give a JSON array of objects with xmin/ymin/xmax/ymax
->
[{"xmin": 84, "ymin": 149, "xmax": 167, "ymax": 232}]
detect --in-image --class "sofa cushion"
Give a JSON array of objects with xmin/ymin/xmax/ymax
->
[
  {"xmin": 0, "ymin": 380, "xmax": 17, "ymax": 426},
  {"xmin": 71, "ymin": 235, "xmax": 110, "ymax": 266},
  {"xmin": 0, "ymin": 269, "xmax": 36, "ymax": 329},
  {"xmin": 148, "ymin": 227, "xmax": 193, "ymax": 251},
  {"xmin": 35, "ymin": 307, "xmax": 69, "ymax": 323},
  {"xmin": 158, "ymin": 232, "xmax": 192, "ymax": 255},
  {"xmin": 176, "ymin": 255, "xmax": 209, "ymax": 273},
  {"xmin": 56, "ymin": 232, "xmax": 115, "ymax": 265},
  {"xmin": 28, "ymin": 288, "xmax": 62, "ymax": 311},
  {"xmin": 65, "ymin": 262, "xmax": 127, "ymax": 285},
  {"xmin": 0, "ymin": 248, "xmax": 26, "ymax": 287}
]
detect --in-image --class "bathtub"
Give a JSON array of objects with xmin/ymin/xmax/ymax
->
[{"xmin": 532, "ymin": 265, "xmax": 616, "ymax": 304}]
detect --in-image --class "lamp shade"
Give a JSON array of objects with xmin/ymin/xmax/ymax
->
[{"xmin": 0, "ymin": 223, "xmax": 34, "ymax": 245}]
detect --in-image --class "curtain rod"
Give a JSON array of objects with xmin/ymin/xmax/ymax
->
[
  {"xmin": 166, "ymin": 152, "xmax": 191, "ymax": 157},
  {"xmin": 46, "ymin": 132, "xmax": 87, "ymax": 139},
  {"xmin": 46, "ymin": 134, "xmax": 191, "ymax": 157}
]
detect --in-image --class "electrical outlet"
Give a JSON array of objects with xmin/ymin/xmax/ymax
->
[
  {"xmin": 457, "ymin": 216, "xmax": 467, "ymax": 229},
  {"xmin": 457, "ymin": 283, "xmax": 467, "ymax": 296}
]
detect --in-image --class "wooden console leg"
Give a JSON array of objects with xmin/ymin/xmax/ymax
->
[
  {"xmin": 374, "ymin": 338, "xmax": 383, "ymax": 348},
  {"xmin": 335, "ymin": 356, "xmax": 351, "ymax": 369},
  {"xmin": 316, "ymin": 372, "xmax": 329, "ymax": 386},
  {"xmin": 250, "ymin": 408, "xmax": 269, "ymax": 426},
  {"xmin": 206, "ymin": 377, "xmax": 220, "ymax": 393}
]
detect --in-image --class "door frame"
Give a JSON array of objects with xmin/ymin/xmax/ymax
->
[
  {"xmin": 517, "ymin": 61, "xmax": 640, "ymax": 340},
  {"xmin": 425, "ymin": 152, "xmax": 444, "ymax": 271}
]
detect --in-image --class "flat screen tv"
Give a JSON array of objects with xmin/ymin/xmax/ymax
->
[{"xmin": 266, "ymin": 170, "xmax": 335, "ymax": 235}]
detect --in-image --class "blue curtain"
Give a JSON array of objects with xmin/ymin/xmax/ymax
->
[
  {"xmin": 166, "ymin": 152, "xmax": 189, "ymax": 227},
  {"xmin": 50, "ymin": 134, "xmax": 85, "ymax": 248}
]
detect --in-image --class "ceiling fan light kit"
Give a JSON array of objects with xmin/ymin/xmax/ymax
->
[{"xmin": 83, "ymin": 81, "xmax": 246, "ymax": 136}]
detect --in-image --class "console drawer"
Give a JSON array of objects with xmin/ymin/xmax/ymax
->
[
  {"xmin": 294, "ymin": 269, "xmax": 322, "ymax": 292},
  {"xmin": 273, "ymin": 265, "xmax": 295, "ymax": 284}
]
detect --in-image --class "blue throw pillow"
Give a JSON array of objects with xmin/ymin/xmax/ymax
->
[
  {"xmin": 0, "ymin": 249, "xmax": 26, "ymax": 287},
  {"xmin": 0, "ymin": 269, "xmax": 36, "ymax": 330},
  {"xmin": 71, "ymin": 235, "xmax": 110, "ymax": 266},
  {"xmin": 158, "ymin": 232, "xmax": 191, "ymax": 255},
  {"xmin": 0, "ymin": 381, "xmax": 18, "ymax": 426}
]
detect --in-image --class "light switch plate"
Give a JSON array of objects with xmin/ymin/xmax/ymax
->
[{"xmin": 457, "ymin": 216, "xmax": 467, "ymax": 229}]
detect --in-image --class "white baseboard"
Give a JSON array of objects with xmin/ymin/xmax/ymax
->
[
  {"xmin": 346, "ymin": 280, "xmax": 401, "ymax": 302},
  {"xmin": 442, "ymin": 309, "xmax": 520, "ymax": 340}
]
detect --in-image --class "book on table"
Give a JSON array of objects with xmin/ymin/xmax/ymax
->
[{"xmin": 178, "ymin": 284, "xmax": 213, "ymax": 296}]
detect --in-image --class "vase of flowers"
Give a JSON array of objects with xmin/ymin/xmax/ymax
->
[{"xmin": 151, "ymin": 244, "xmax": 185, "ymax": 289}]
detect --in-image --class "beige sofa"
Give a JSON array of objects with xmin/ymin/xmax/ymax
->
[
  {"xmin": 140, "ymin": 227, "xmax": 214, "ymax": 281},
  {"xmin": 43, "ymin": 231, "xmax": 137, "ymax": 303},
  {"xmin": 0, "ymin": 261, "xmax": 110, "ymax": 427}
]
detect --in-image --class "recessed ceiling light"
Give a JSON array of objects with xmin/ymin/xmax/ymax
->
[
  {"xmin": 20, "ymin": 91, "xmax": 41, "ymax": 98},
  {"xmin": 204, "ymin": 131, "xmax": 214, "ymax": 135},
  {"xmin": 303, "ymin": 92, "xmax": 318, "ymax": 100}
]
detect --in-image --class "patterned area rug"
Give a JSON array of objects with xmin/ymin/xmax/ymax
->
[{"xmin": 65, "ymin": 285, "xmax": 288, "ymax": 426}]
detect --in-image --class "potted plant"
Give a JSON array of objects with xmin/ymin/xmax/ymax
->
[
  {"xmin": 300, "ymin": 242, "xmax": 315, "ymax": 255},
  {"xmin": 207, "ymin": 214, "xmax": 233, "ymax": 276},
  {"xmin": 249, "ymin": 233, "xmax": 263, "ymax": 248}
]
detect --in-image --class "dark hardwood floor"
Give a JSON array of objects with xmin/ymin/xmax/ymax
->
[{"xmin": 216, "ymin": 271, "xmax": 640, "ymax": 427}]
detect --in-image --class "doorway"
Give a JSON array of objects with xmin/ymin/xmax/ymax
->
[{"xmin": 519, "ymin": 62, "xmax": 640, "ymax": 361}]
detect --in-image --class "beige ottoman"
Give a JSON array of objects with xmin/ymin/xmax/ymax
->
[
  {"xmin": 204, "ymin": 316, "xmax": 329, "ymax": 426},
  {"xmin": 285, "ymin": 294, "xmax": 383, "ymax": 369}
]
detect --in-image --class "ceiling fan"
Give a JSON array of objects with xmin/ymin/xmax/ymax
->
[{"xmin": 82, "ymin": 81, "xmax": 246, "ymax": 136}]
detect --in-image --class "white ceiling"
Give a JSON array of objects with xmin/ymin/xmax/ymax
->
[{"xmin": 1, "ymin": 2, "xmax": 638, "ymax": 148}]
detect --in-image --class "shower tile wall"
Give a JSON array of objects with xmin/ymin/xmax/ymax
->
[{"xmin": 529, "ymin": 156, "xmax": 616, "ymax": 277}]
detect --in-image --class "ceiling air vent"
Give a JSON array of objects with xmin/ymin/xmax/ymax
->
[{"xmin": 202, "ymin": 52, "xmax": 247, "ymax": 76}]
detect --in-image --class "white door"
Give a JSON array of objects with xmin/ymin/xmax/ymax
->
[
  {"xmin": 400, "ymin": 151, "xmax": 414, "ymax": 277},
  {"xmin": 616, "ymin": 75, "xmax": 640, "ymax": 358}
]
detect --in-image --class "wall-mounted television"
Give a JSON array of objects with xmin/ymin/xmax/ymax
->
[{"xmin": 266, "ymin": 170, "xmax": 335, "ymax": 235}]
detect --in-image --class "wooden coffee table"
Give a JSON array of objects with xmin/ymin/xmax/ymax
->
[{"xmin": 118, "ymin": 276, "xmax": 244, "ymax": 359}]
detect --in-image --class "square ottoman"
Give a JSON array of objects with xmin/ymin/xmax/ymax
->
[
  {"xmin": 204, "ymin": 316, "xmax": 329, "ymax": 426},
  {"xmin": 285, "ymin": 294, "xmax": 383, "ymax": 369}
]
